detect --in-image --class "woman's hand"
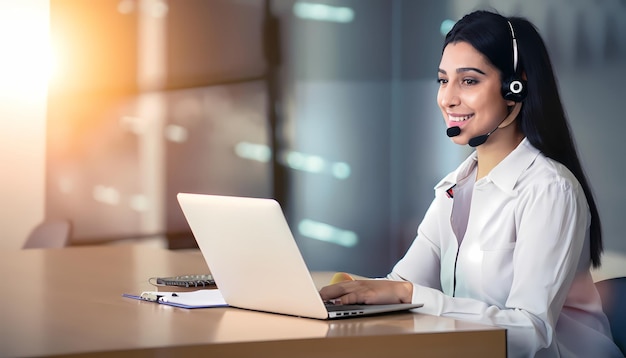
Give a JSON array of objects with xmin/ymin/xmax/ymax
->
[{"xmin": 319, "ymin": 279, "xmax": 414, "ymax": 305}]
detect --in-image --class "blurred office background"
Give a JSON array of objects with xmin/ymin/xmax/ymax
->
[{"xmin": 1, "ymin": 0, "xmax": 625, "ymax": 277}]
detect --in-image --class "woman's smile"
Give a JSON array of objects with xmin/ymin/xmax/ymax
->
[{"xmin": 447, "ymin": 113, "xmax": 474, "ymax": 123}]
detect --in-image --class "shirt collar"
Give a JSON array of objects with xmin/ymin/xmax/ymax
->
[
  {"xmin": 434, "ymin": 153, "xmax": 477, "ymax": 191},
  {"xmin": 486, "ymin": 138, "xmax": 541, "ymax": 194},
  {"xmin": 434, "ymin": 138, "xmax": 541, "ymax": 195}
]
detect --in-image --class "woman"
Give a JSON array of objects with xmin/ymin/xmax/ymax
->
[{"xmin": 319, "ymin": 10, "xmax": 622, "ymax": 358}]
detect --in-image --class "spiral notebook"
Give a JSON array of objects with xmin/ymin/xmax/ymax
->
[{"xmin": 148, "ymin": 274, "xmax": 216, "ymax": 291}]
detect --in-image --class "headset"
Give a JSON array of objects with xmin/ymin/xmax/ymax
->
[{"xmin": 501, "ymin": 20, "xmax": 527, "ymax": 102}]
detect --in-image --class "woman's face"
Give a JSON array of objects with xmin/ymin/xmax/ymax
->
[{"xmin": 437, "ymin": 41, "xmax": 514, "ymax": 146}]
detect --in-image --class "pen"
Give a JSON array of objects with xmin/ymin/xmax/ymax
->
[
  {"xmin": 139, "ymin": 292, "xmax": 179, "ymax": 302},
  {"xmin": 140, "ymin": 292, "xmax": 163, "ymax": 302}
]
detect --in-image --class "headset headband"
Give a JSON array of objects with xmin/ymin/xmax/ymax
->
[{"xmin": 507, "ymin": 20, "xmax": 518, "ymax": 73}]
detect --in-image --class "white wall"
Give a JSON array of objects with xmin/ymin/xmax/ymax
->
[{"xmin": 0, "ymin": 0, "xmax": 49, "ymax": 249}]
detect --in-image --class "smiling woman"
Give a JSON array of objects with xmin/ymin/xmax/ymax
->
[{"xmin": 319, "ymin": 9, "xmax": 623, "ymax": 358}]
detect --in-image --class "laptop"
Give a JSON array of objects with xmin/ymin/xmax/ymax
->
[{"xmin": 176, "ymin": 193, "xmax": 423, "ymax": 320}]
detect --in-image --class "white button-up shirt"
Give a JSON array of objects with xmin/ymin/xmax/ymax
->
[{"xmin": 389, "ymin": 138, "xmax": 621, "ymax": 357}]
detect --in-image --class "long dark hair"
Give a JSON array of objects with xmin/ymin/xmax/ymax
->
[{"xmin": 444, "ymin": 10, "xmax": 603, "ymax": 267}]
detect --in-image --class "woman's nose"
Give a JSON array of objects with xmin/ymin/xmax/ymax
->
[{"xmin": 439, "ymin": 85, "xmax": 460, "ymax": 108}]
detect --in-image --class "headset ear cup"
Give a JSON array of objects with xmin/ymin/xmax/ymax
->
[{"xmin": 502, "ymin": 77, "xmax": 527, "ymax": 102}]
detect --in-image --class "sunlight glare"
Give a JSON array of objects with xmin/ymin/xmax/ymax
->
[{"xmin": 0, "ymin": 3, "xmax": 52, "ymax": 101}]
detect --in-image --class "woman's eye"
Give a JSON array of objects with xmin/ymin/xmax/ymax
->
[
  {"xmin": 437, "ymin": 78, "xmax": 448, "ymax": 85},
  {"xmin": 462, "ymin": 78, "xmax": 478, "ymax": 85}
]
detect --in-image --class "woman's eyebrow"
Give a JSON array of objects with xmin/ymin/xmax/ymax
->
[
  {"xmin": 438, "ymin": 67, "xmax": 487, "ymax": 75},
  {"xmin": 456, "ymin": 67, "xmax": 486, "ymax": 75}
]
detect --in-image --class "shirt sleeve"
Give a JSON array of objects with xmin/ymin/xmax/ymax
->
[
  {"xmin": 387, "ymin": 197, "xmax": 444, "ymax": 291},
  {"xmin": 389, "ymin": 177, "xmax": 591, "ymax": 357}
]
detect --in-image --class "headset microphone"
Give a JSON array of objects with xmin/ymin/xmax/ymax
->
[
  {"xmin": 445, "ymin": 122, "xmax": 496, "ymax": 146},
  {"xmin": 445, "ymin": 116, "xmax": 507, "ymax": 147},
  {"xmin": 445, "ymin": 102, "xmax": 520, "ymax": 147},
  {"xmin": 445, "ymin": 123, "xmax": 498, "ymax": 146},
  {"xmin": 446, "ymin": 126, "xmax": 461, "ymax": 137},
  {"xmin": 467, "ymin": 118, "xmax": 506, "ymax": 147}
]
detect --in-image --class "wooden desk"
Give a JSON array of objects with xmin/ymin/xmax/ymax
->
[{"xmin": 0, "ymin": 246, "xmax": 506, "ymax": 357}]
